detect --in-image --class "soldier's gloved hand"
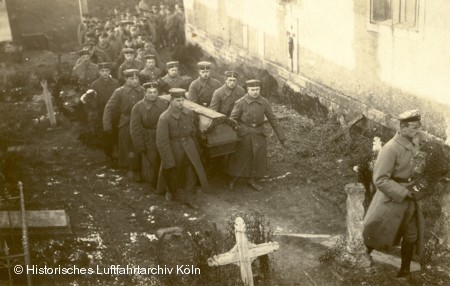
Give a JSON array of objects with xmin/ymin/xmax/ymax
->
[{"xmin": 406, "ymin": 179, "xmax": 429, "ymax": 201}]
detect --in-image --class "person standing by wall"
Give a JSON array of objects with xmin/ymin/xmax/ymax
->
[{"xmin": 363, "ymin": 110, "xmax": 428, "ymax": 278}]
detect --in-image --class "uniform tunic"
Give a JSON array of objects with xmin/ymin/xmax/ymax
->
[
  {"xmin": 161, "ymin": 74, "xmax": 187, "ymax": 89},
  {"xmin": 363, "ymin": 133, "xmax": 425, "ymax": 255},
  {"xmin": 130, "ymin": 97, "xmax": 168, "ymax": 185},
  {"xmin": 103, "ymin": 83, "xmax": 145, "ymax": 169},
  {"xmin": 227, "ymin": 94, "xmax": 285, "ymax": 178},
  {"xmin": 156, "ymin": 105, "xmax": 208, "ymax": 197},
  {"xmin": 187, "ymin": 77, "xmax": 221, "ymax": 107},
  {"xmin": 139, "ymin": 67, "xmax": 163, "ymax": 83},
  {"xmin": 90, "ymin": 76, "xmax": 120, "ymax": 117},
  {"xmin": 210, "ymin": 84, "xmax": 245, "ymax": 116}
]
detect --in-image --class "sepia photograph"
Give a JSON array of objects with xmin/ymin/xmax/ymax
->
[{"xmin": 0, "ymin": 0, "xmax": 449, "ymax": 285}]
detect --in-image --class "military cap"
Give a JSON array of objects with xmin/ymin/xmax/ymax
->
[
  {"xmin": 123, "ymin": 47, "xmax": 135, "ymax": 54},
  {"xmin": 77, "ymin": 49, "xmax": 90, "ymax": 56},
  {"xmin": 246, "ymin": 79, "xmax": 261, "ymax": 87},
  {"xmin": 169, "ymin": 88, "xmax": 186, "ymax": 99},
  {"xmin": 98, "ymin": 62, "xmax": 112, "ymax": 70},
  {"xmin": 124, "ymin": 69, "xmax": 140, "ymax": 78},
  {"xmin": 197, "ymin": 61, "xmax": 211, "ymax": 70},
  {"xmin": 225, "ymin": 71, "xmax": 239, "ymax": 78},
  {"xmin": 166, "ymin": 61, "xmax": 179, "ymax": 69},
  {"xmin": 143, "ymin": 82, "xmax": 159, "ymax": 89},
  {"xmin": 120, "ymin": 19, "xmax": 134, "ymax": 25},
  {"xmin": 398, "ymin": 109, "xmax": 421, "ymax": 123},
  {"xmin": 144, "ymin": 54, "xmax": 156, "ymax": 60}
]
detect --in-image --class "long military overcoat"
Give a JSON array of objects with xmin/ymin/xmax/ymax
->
[
  {"xmin": 103, "ymin": 83, "xmax": 144, "ymax": 168},
  {"xmin": 187, "ymin": 77, "xmax": 221, "ymax": 107},
  {"xmin": 363, "ymin": 133, "xmax": 425, "ymax": 255},
  {"xmin": 210, "ymin": 84, "xmax": 245, "ymax": 116},
  {"xmin": 130, "ymin": 97, "xmax": 168, "ymax": 185},
  {"xmin": 156, "ymin": 105, "xmax": 208, "ymax": 191},
  {"xmin": 227, "ymin": 94, "xmax": 285, "ymax": 178}
]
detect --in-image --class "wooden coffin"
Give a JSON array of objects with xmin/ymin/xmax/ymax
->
[{"xmin": 159, "ymin": 94, "xmax": 240, "ymax": 157}]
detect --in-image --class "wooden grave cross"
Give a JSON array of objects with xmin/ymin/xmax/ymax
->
[{"xmin": 207, "ymin": 217, "xmax": 279, "ymax": 286}]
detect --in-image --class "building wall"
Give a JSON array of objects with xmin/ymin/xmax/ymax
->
[{"xmin": 184, "ymin": 0, "xmax": 450, "ymax": 143}]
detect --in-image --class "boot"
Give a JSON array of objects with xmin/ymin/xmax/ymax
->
[
  {"xmin": 397, "ymin": 240, "xmax": 415, "ymax": 278},
  {"xmin": 247, "ymin": 178, "xmax": 263, "ymax": 192}
]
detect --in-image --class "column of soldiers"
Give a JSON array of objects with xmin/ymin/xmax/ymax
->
[{"xmin": 72, "ymin": 6, "xmax": 287, "ymax": 210}]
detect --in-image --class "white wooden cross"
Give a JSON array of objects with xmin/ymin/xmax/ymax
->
[{"xmin": 207, "ymin": 217, "xmax": 279, "ymax": 286}]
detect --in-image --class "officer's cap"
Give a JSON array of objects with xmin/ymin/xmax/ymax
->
[
  {"xmin": 246, "ymin": 79, "xmax": 261, "ymax": 87},
  {"xmin": 169, "ymin": 88, "xmax": 186, "ymax": 99},
  {"xmin": 143, "ymin": 82, "xmax": 159, "ymax": 89},
  {"xmin": 98, "ymin": 62, "xmax": 112, "ymax": 70},
  {"xmin": 124, "ymin": 69, "xmax": 140, "ymax": 78},
  {"xmin": 144, "ymin": 54, "xmax": 156, "ymax": 60},
  {"xmin": 197, "ymin": 61, "xmax": 211, "ymax": 70},
  {"xmin": 398, "ymin": 110, "xmax": 421, "ymax": 123},
  {"xmin": 77, "ymin": 49, "xmax": 90, "ymax": 56},
  {"xmin": 225, "ymin": 71, "xmax": 238, "ymax": 78},
  {"xmin": 123, "ymin": 47, "xmax": 135, "ymax": 54},
  {"xmin": 166, "ymin": 61, "xmax": 179, "ymax": 69}
]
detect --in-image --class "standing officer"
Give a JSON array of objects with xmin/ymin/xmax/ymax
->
[
  {"xmin": 156, "ymin": 88, "xmax": 208, "ymax": 209},
  {"xmin": 210, "ymin": 71, "xmax": 245, "ymax": 116},
  {"xmin": 363, "ymin": 110, "xmax": 428, "ymax": 278},
  {"xmin": 187, "ymin": 61, "xmax": 221, "ymax": 107},
  {"xmin": 160, "ymin": 61, "xmax": 187, "ymax": 90},
  {"xmin": 103, "ymin": 69, "xmax": 144, "ymax": 180},
  {"xmin": 118, "ymin": 48, "xmax": 145, "ymax": 84},
  {"xmin": 227, "ymin": 80, "xmax": 286, "ymax": 191},
  {"xmin": 130, "ymin": 82, "xmax": 168, "ymax": 191}
]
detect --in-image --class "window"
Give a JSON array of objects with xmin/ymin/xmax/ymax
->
[{"xmin": 370, "ymin": 0, "xmax": 419, "ymax": 29}]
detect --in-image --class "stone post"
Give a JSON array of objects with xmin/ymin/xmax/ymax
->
[{"xmin": 342, "ymin": 183, "xmax": 371, "ymax": 268}]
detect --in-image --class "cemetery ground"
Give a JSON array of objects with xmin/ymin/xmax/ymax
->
[{"xmin": 1, "ymin": 49, "xmax": 449, "ymax": 286}]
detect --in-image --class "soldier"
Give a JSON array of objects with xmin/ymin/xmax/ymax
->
[
  {"xmin": 72, "ymin": 49, "xmax": 99, "ymax": 89},
  {"xmin": 160, "ymin": 61, "xmax": 187, "ymax": 91},
  {"xmin": 93, "ymin": 33, "xmax": 114, "ymax": 64},
  {"xmin": 130, "ymin": 82, "xmax": 168, "ymax": 191},
  {"xmin": 363, "ymin": 110, "xmax": 428, "ymax": 278},
  {"xmin": 187, "ymin": 61, "xmax": 221, "ymax": 107},
  {"xmin": 156, "ymin": 88, "xmax": 208, "ymax": 209},
  {"xmin": 90, "ymin": 62, "xmax": 120, "ymax": 121},
  {"xmin": 90, "ymin": 62, "xmax": 120, "ymax": 161},
  {"xmin": 164, "ymin": 6, "xmax": 178, "ymax": 49},
  {"xmin": 210, "ymin": 71, "xmax": 245, "ymax": 116},
  {"xmin": 103, "ymin": 69, "xmax": 144, "ymax": 180},
  {"xmin": 118, "ymin": 48, "xmax": 145, "ymax": 84},
  {"xmin": 227, "ymin": 80, "xmax": 286, "ymax": 191},
  {"xmin": 139, "ymin": 54, "xmax": 163, "ymax": 83}
]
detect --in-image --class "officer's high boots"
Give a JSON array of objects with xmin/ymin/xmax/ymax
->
[{"xmin": 397, "ymin": 240, "xmax": 415, "ymax": 278}]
